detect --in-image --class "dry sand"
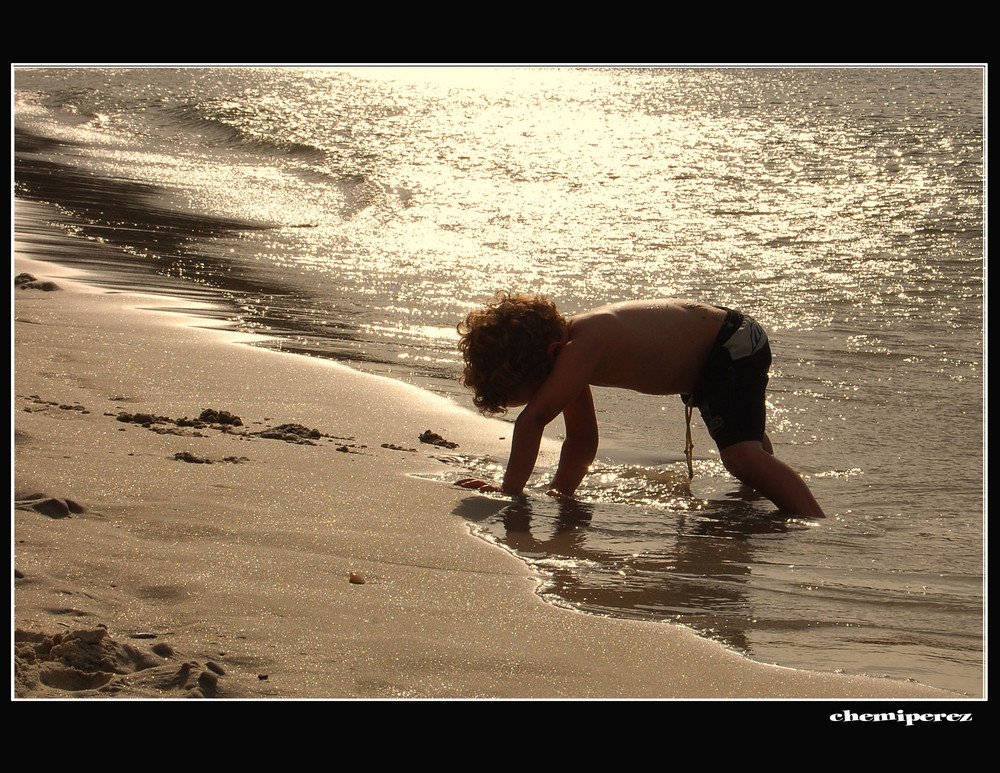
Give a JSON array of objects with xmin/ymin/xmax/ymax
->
[{"xmin": 12, "ymin": 214, "xmax": 958, "ymax": 701}]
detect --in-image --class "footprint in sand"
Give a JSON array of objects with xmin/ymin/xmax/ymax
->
[
  {"xmin": 14, "ymin": 627, "xmax": 234, "ymax": 698},
  {"xmin": 15, "ymin": 493, "xmax": 87, "ymax": 519},
  {"xmin": 14, "ymin": 272, "xmax": 60, "ymax": 291}
]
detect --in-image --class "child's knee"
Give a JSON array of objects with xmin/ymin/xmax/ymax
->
[{"xmin": 719, "ymin": 441, "xmax": 767, "ymax": 479}]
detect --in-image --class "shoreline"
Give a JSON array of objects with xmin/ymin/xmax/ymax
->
[{"xmin": 13, "ymin": 203, "xmax": 960, "ymax": 701}]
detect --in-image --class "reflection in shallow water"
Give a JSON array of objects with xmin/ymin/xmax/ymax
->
[
  {"xmin": 448, "ymin": 447, "xmax": 981, "ymax": 697},
  {"xmin": 451, "ymin": 467, "xmax": 807, "ymax": 656}
]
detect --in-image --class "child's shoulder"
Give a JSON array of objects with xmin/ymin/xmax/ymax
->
[{"xmin": 564, "ymin": 305, "xmax": 617, "ymax": 340}]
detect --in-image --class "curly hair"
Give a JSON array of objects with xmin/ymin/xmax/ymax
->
[{"xmin": 457, "ymin": 291, "xmax": 567, "ymax": 415}]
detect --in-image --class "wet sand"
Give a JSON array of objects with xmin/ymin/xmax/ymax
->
[{"xmin": 12, "ymin": 204, "xmax": 959, "ymax": 702}]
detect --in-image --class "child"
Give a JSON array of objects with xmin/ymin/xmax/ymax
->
[{"xmin": 455, "ymin": 292, "xmax": 825, "ymax": 519}]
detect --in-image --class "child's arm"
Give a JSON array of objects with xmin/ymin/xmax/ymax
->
[
  {"xmin": 500, "ymin": 411, "xmax": 547, "ymax": 494},
  {"xmin": 458, "ymin": 387, "xmax": 598, "ymax": 497},
  {"xmin": 547, "ymin": 385, "xmax": 598, "ymax": 495},
  {"xmin": 501, "ymin": 338, "xmax": 600, "ymax": 495}
]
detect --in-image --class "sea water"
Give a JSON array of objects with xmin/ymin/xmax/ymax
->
[{"xmin": 13, "ymin": 66, "xmax": 984, "ymax": 697}]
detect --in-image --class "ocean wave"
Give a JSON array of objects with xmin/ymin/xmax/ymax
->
[{"xmin": 165, "ymin": 101, "xmax": 328, "ymax": 163}]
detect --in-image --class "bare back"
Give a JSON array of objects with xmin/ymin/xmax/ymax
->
[{"xmin": 566, "ymin": 299, "xmax": 727, "ymax": 396}]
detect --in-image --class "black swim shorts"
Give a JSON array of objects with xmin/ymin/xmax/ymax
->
[{"xmin": 681, "ymin": 307, "xmax": 772, "ymax": 450}]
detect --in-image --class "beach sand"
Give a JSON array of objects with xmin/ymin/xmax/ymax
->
[{"xmin": 12, "ymin": 205, "xmax": 957, "ymax": 701}]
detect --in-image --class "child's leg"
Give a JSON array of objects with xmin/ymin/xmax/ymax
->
[{"xmin": 719, "ymin": 440, "xmax": 825, "ymax": 518}]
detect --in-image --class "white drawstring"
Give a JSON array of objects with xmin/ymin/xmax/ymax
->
[{"xmin": 684, "ymin": 400, "xmax": 695, "ymax": 479}]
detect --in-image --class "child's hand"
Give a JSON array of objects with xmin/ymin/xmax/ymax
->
[{"xmin": 454, "ymin": 478, "xmax": 501, "ymax": 493}]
